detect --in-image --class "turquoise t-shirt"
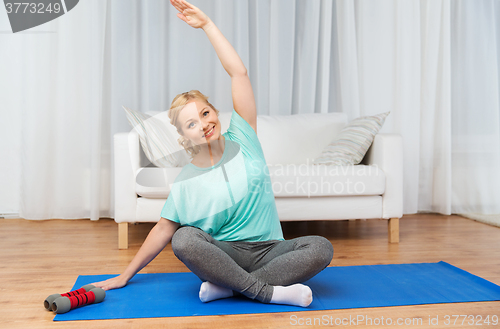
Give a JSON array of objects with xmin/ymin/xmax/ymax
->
[{"xmin": 160, "ymin": 109, "xmax": 284, "ymax": 242}]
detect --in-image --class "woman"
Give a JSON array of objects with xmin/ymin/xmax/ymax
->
[{"xmin": 93, "ymin": 0, "xmax": 333, "ymax": 308}]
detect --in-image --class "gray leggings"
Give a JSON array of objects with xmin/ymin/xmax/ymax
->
[{"xmin": 171, "ymin": 226, "xmax": 334, "ymax": 303}]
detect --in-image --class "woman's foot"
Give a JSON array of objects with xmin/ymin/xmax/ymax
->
[
  {"xmin": 270, "ymin": 284, "xmax": 313, "ymax": 307},
  {"xmin": 199, "ymin": 281, "xmax": 233, "ymax": 302}
]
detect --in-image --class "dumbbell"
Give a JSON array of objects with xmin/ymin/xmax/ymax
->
[
  {"xmin": 52, "ymin": 287, "xmax": 106, "ymax": 314},
  {"xmin": 44, "ymin": 284, "xmax": 96, "ymax": 310}
]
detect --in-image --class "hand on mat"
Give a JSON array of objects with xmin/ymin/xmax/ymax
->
[
  {"xmin": 170, "ymin": 0, "xmax": 210, "ymax": 29},
  {"xmin": 91, "ymin": 275, "xmax": 128, "ymax": 291}
]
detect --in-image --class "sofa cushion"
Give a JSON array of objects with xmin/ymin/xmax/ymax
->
[
  {"xmin": 313, "ymin": 111, "xmax": 390, "ymax": 166},
  {"xmin": 135, "ymin": 167, "xmax": 183, "ymax": 199},
  {"xmin": 268, "ymin": 164, "xmax": 384, "ymax": 197},
  {"xmin": 135, "ymin": 164, "xmax": 384, "ymax": 198},
  {"xmin": 124, "ymin": 107, "xmax": 191, "ymax": 167},
  {"xmin": 257, "ymin": 112, "xmax": 347, "ymax": 165},
  {"xmin": 146, "ymin": 110, "xmax": 347, "ymax": 166}
]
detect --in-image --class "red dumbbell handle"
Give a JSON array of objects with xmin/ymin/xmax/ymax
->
[
  {"xmin": 52, "ymin": 288, "xmax": 105, "ymax": 314},
  {"xmin": 68, "ymin": 290, "xmax": 96, "ymax": 309},
  {"xmin": 44, "ymin": 284, "xmax": 95, "ymax": 310}
]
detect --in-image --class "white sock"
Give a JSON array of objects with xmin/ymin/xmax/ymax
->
[
  {"xmin": 270, "ymin": 284, "xmax": 313, "ymax": 307},
  {"xmin": 199, "ymin": 281, "xmax": 233, "ymax": 303}
]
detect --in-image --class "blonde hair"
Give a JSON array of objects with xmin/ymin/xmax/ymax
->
[{"xmin": 168, "ymin": 90, "xmax": 220, "ymax": 158}]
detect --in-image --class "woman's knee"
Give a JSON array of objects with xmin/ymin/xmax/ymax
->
[
  {"xmin": 171, "ymin": 226, "xmax": 207, "ymax": 258},
  {"xmin": 318, "ymin": 236, "xmax": 334, "ymax": 266},
  {"xmin": 306, "ymin": 236, "xmax": 334, "ymax": 268}
]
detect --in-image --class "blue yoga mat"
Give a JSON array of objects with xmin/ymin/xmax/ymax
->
[{"xmin": 53, "ymin": 261, "xmax": 500, "ymax": 321}]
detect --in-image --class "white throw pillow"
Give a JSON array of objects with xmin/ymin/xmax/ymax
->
[
  {"xmin": 123, "ymin": 105, "xmax": 191, "ymax": 168},
  {"xmin": 313, "ymin": 111, "xmax": 390, "ymax": 166}
]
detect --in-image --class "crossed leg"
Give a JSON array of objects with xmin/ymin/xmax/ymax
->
[{"xmin": 170, "ymin": 226, "xmax": 333, "ymax": 307}]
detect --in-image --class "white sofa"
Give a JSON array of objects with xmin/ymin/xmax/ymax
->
[{"xmin": 114, "ymin": 111, "xmax": 403, "ymax": 249}]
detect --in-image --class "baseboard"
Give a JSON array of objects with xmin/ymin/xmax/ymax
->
[
  {"xmin": 459, "ymin": 213, "xmax": 500, "ymax": 228},
  {"xmin": 0, "ymin": 213, "xmax": 20, "ymax": 219}
]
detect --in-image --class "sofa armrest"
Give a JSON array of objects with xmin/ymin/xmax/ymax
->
[
  {"xmin": 361, "ymin": 133, "xmax": 403, "ymax": 219},
  {"xmin": 114, "ymin": 131, "xmax": 141, "ymax": 224}
]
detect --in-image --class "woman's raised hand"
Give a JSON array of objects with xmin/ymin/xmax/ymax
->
[{"xmin": 170, "ymin": 0, "xmax": 211, "ymax": 29}]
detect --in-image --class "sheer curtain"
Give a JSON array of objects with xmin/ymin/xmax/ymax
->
[
  {"xmin": 1, "ymin": 0, "xmax": 499, "ymax": 220},
  {"xmin": 1, "ymin": 0, "xmax": 112, "ymax": 220},
  {"xmin": 450, "ymin": 0, "xmax": 500, "ymax": 214},
  {"xmin": 336, "ymin": 0, "xmax": 500, "ymax": 215}
]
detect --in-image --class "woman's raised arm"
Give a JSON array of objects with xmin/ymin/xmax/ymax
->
[{"xmin": 170, "ymin": 0, "xmax": 257, "ymax": 133}]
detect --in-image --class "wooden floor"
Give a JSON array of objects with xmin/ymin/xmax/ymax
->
[{"xmin": 1, "ymin": 214, "xmax": 499, "ymax": 329}]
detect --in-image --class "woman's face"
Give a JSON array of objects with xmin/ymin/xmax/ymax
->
[{"xmin": 177, "ymin": 99, "xmax": 221, "ymax": 145}]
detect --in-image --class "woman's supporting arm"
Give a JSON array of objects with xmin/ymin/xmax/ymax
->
[
  {"xmin": 171, "ymin": 0, "xmax": 258, "ymax": 133},
  {"xmin": 92, "ymin": 218, "xmax": 179, "ymax": 291}
]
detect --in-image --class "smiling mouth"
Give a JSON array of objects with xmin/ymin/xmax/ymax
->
[{"xmin": 203, "ymin": 126, "xmax": 215, "ymax": 137}]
